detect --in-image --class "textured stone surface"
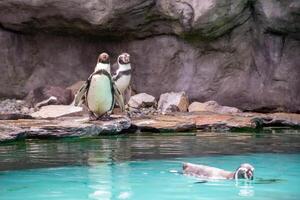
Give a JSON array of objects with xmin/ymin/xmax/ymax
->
[
  {"xmin": 1, "ymin": 112, "xmax": 300, "ymax": 142},
  {"xmin": 0, "ymin": 99, "xmax": 31, "ymax": 114},
  {"xmin": 25, "ymin": 86, "xmax": 74, "ymax": 107},
  {"xmin": 0, "ymin": 115, "xmax": 131, "ymax": 142},
  {"xmin": 0, "ymin": 0, "xmax": 299, "ymax": 112},
  {"xmin": 132, "ymin": 112, "xmax": 300, "ymax": 132},
  {"xmin": 31, "ymin": 105, "xmax": 83, "ymax": 119},
  {"xmin": 188, "ymin": 101, "xmax": 241, "ymax": 114},
  {"xmin": 158, "ymin": 92, "xmax": 189, "ymax": 113},
  {"xmin": 128, "ymin": 93, "xmax": 157, "ymax": 109}
]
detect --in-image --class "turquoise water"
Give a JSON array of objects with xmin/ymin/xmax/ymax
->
[
  {"xmin": 0, "ymin": 131, "xmax": 300, "ymax": 199},
  {"xmin": 1, "ymin": 154, "xmax": 300, "ymax": 200}
]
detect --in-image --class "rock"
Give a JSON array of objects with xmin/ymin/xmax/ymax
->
[
  {"xmin": 132, "ymin": 114, "xmax": 196, "ymax": 132},
  {"xmin": 0, "ymin": 113, "xmax": 33, "ymax": 120},
  {"xmin": 25, "ymin": 86, "xmax": 74, "ymax": 107},
  {"xmin": 158, "ymin": 92, "xmax": 189, "ymax": 113},
  {"xmin": 0, "ymin": 115, "xmax": 131, "ymax": 142},
  {"xmin": 0, "ymin": 0, "xmax": 299, "ymax": 112},
  {"xmin": 0, "ymin": 99, "xmax": 33, "ymax": 117},
  {"xmin": 132, "ymin": 112, "xmax": 300, "ymax": 133},
  {"xmin": 262, "ymin": 113, "xmax": 300, "ymax": 127},
  {"xmin": 35, "ymin": 96, "xmax": 58, "ymax": 109},
  {"xmin": 0, "ymin": 99, "xmax": 26, "ymax": 113},
  {"xmin": 255, "ymin": 0, "xmax": 300, "ymax": 40},
  {"xmin": 1, "ymin": 112, "xmax": 300, "ymax": 142},
  {"xmin": 31, "ymin": 105, "xmax": 83, "ymax": 119},
  {"xmin": 128, "ymin": 93, "xmax": 157, "ymax": 109},
  {"xmin": 188, "ymin": 101, "xmax": 241, "ymax": 114},
  {"xmin": 128, "ymin": 107, "xmax": 159, "ymax": 119}
]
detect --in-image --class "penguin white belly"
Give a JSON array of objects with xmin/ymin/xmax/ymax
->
[
  {"xmin": 87, "ymin": 75, "xmax": 113, "ymax": 116},
  {"xmin": 116, "ymin": 75, "xmax": 131, "ymax": 94}
]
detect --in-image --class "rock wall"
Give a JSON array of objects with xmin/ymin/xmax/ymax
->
[{"xmin": 0, "ymin": 0, "xmax": 299, "ymax": 112}]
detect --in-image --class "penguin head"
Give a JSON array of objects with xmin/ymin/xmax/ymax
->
[
  {"xmin": 234, "ymin": 163, "xmax": 254, "ymax": 180},
  {"xmin": 98, "ymin": 52, "xmax": 110, "ymax": 64},
  {"xmin": 118, "ymin": 53, "xmax": 130, "ymax": 65}
]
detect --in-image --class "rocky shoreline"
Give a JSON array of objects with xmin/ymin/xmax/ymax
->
[
  {"xmin": 1, "ymin": 91, "xmax": 300, "ymax": 143},
  {"xmin": 1, "ymin": 111, "xmax": 300, "ymax": 143}
]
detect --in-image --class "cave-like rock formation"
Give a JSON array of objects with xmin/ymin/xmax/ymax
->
[{"xmin": 0, "ymin": 0, "xmax": 299, "ymax": 112}]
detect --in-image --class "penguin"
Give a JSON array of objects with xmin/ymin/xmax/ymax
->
[
  {"xmin": 74, "ymin": 53, "xmax": 125, "ymax": 120},
  {"xmin": 183, "ymin": 163, "xmax": 254, "ymax": 180},
  {"xmin": 112, "ymin": 53, "xmax": 132, "ymax": 103}
]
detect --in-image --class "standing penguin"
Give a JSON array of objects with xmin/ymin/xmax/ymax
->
[
  {"xmin": 112, "ymin": 53, "xmax": 132, "ymax": 103},
  {"xmin": 74, "ymin": 52, "xmax": 125, "ymax": 120}
]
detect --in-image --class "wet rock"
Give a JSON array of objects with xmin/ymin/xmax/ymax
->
[
  {"xmin": 0, "ymin": 115, "xmax": 131, "ymax": 142},
  {"xmin": 158, "ymin": 92, "xmax": 189, "ymax": 113},
  {"xmin": 192, "ymin": 113, "xmax": 256, "ymax": 131},
  {"xmin": 31, "ymin": 105, "xmax": 83, "ymax": 119},
  {"xmin": 132, "ymin": 114, "xmax": 196, "ymax": 132},
  {"xmin": 128, "ymin": 93, "xmax": 157, "ymax": 110},
  {"xmin": 188, "ymin": 101, "xmax": 241, "ymax": 114},
  {"xmin": 132, "ymin": 112, "xmax": 300, "ymax": 133},
  {"xmin": 25, "ymin": 86, "xmax": 74, "ymax": 107},
  {"xmin": 132, "ymin": 112, "xmax": 258, "ymax": 133},
  {"xmin": 1, "ymin": 112, "xmax": 300, "ymax": 142},
  {"xmin": 0, "ymin": 113, "xmax": 33, "ymax": 120},
  {"xmin": 261, "ymin": 113, "xmax": 300, "ymax": 127},
  {"xmin": 0, "ymin": 126, "xmax": 27, "ymax": 142}
]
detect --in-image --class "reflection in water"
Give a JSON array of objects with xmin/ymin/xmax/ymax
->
[
  {"xmin": 0, "ymin": 130, "xmax": 300, "ymax": 171},
  {"xmin": 235, "ymin": 180, "xmax": 254, "ymax": 197},
  {"xmin": 0, "ymin": 129, "xmax": 300, "ymax": 200},
  {"xmin": 0, "ymin": 153, "xmax": 300, "ymax": 199}
]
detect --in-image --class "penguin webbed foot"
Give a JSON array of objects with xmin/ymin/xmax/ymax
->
[
  {"xmin": 89, "ymin": 112, "xmax": 98, "ymax": 121},
  {"xmin": 98, "ymin": 113, "xmax": 114, "ymax": 121}
]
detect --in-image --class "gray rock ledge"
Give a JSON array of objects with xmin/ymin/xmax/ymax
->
[{"xmin": 1, "ymin": 112, "xmax": 300, "ymax": 142}]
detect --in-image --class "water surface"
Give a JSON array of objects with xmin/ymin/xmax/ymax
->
[{"xmin": 0, "ymin": 129, "xmax": 300, "ymax": 200}]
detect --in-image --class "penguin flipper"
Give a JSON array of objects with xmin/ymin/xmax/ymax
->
[
  {"xmin": 74, "ymin": 81, "xmax": 89, "ymax": 106},
  {"xmin": 123, "ymin": 85, "xmax": 132, "ymax": 105},
  {"xmin": 112, "ymin": 82, "xmax": 125, "ymax": 112}
]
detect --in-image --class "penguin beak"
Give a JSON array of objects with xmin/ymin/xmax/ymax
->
[
  {"xmin": 124, "ymin": 55, "xmax": 130, "ymax": 63},
  {"xmin": 246, "ymin": 169, "xmax": 254, "ymax": 180}
]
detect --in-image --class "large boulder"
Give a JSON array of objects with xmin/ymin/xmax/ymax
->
[
  {"xmin": 158, "ymin": 92, "xmax": 189, "ymax": 113},
  {"xmin": 25, "ymin": 86, "xmax": 74, "ymax": 108},
  {"xmin": 128, "ymin": 93, "xmax": 157, "ymax": 109}
]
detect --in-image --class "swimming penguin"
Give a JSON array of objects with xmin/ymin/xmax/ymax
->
[
  {"xmin": 183, "ymin": 162, "xmax": 254, "ymax": 180},
  {"xmin": 112, "ymin": 53, "xmax": 132, "ymax": 103},
  {"xmin": 74, "ymin": 53, "xmax": 125, "ymax": 120}
]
